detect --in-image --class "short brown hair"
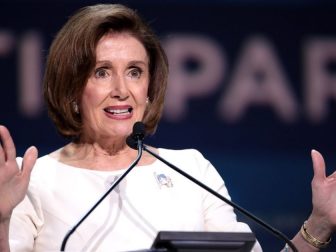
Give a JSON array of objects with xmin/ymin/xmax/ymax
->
[{"xmin": 43, "ymin": 4, "xmax": 168, "ymax": 139}]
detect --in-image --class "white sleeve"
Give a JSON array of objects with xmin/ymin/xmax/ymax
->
[
  {"xmin": 9, "ymin": 158, "xmax": 44, "ymax": 252},
  {"xmin": 191, "ymin": 150, "xmax": 263, "ymax": 252}
]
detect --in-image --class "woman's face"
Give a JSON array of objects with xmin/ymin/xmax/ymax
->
[{"xmin": 80, "ymin": 32, "xmax": 149, "ymax": 141}]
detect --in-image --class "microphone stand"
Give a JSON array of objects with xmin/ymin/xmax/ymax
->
[
  {"xmin": 142, "ymin": 145, "xmax": 298, "ymax": 252},
  {"xmin": 60, "ymin": 139, "xmax": 143, "ymax": 251}
]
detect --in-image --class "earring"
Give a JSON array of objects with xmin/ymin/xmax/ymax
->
[
  {"xmin": 72, "ymin": 101, "xmax": 79, "ymax": 114},
  {"xmin": 146, "ymin": 97, "xmax": 149, "ymax": 104}
]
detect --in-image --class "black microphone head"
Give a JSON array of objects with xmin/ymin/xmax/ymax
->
[
  {"xmin": 126, "ymin": 122, "xmax": 146, "ymax": 149},
  {"xmin": 126, "ymin": 135, "xmax": 138, "ymax": 149},
  {"xmin": 132, "ymin": 121, "xmax": 145, "ymax": 141}
]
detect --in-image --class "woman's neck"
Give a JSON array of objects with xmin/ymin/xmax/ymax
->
[{"xmin": 51, "ymin": 138, "xmax": 156, "ymax": 171}]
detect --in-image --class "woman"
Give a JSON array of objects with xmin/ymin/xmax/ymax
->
[{"xmin": 0, "ymin": 4, "xmax": 334, "ymax": 252}]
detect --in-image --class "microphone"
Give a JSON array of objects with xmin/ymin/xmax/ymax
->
[
  {"xmin": 60, "ymin": 122, "xmax": 145, "ymax": 251},
  {"xmin": 126, "ymin": 121, "xmax": 145, "ymax": 149},
  {"xmin": 126, "ymin": 122, "xmax": 298, "ymax": 252}
]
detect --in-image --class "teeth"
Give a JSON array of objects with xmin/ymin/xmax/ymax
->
[{"xmin": 105, "ymin": 108, "xmax": 132, "ymax": 114}]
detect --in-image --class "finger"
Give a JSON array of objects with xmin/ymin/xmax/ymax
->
[
  {"xmin": 0, "ymin": 136, "xmax": 4, "ymax": 165},
  {"xmin": 0, "ymin": 125, "xmax": 16, "ymax": 161},
  {"xmin": 311, "ymin": 149, "xmax": 326, "ymax": 182},
  {"xmin": 0, "ymin": 126, "xmax": 6, "ymax": 164},
  {"xmin": 326, "ymin": 170, "xmax": 336, "ymax": 181},
  {"xmin": 21, "ymin": 146, "xmax": 38, "ymax": 179}
]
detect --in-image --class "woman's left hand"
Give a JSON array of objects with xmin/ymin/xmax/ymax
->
[{"xmin": 306, "ymin": 150, "xmax": 336, "ymax": 241}]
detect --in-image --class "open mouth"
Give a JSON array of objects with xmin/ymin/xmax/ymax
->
[{"xmin": 104, "ymin": 107, "xmax": 133, "ymax": 115}]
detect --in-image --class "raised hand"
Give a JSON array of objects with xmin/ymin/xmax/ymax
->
[
  {"xmin": 0, "ymin": 125, "xmax": 38, "ymax": 220},
  {"xmin": 281, "ymin": 150, "xmax": 336, "ymax": 251},
  {"xmin": 307, "ymin": 150, "xmax": 336, "ymax": 238}
]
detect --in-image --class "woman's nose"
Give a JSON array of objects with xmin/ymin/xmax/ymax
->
[{"xmin": 109, "ymin": 75, "xmax": 129, "ymax": 100}]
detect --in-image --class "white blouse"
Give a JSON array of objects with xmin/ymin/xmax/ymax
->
[{"xmin": 9, "ymin": 148, "xmax": 262, "ymax": 252}]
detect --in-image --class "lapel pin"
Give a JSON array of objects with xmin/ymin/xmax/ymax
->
[{"xmin": 154, "ymin": 172, "xmax": 173, "ymax": 188}]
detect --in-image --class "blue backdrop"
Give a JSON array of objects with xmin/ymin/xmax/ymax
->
[{"xmin": 1, "ymin": 0, "xmax": 336, "ymax": 250}]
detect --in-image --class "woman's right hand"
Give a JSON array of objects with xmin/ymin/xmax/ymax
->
[{"xmin": 0, "ymin": 125, "xmax": 37, "ymax": 221}]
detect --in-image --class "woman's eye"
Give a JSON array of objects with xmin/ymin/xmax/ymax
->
[
  {"xmin": 95, "ymin": 68, "xmax": 109, "ymax": 78},
  {"xmin": 128, "ymin": 68, "xmax": 143, "ymax": 79}
]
